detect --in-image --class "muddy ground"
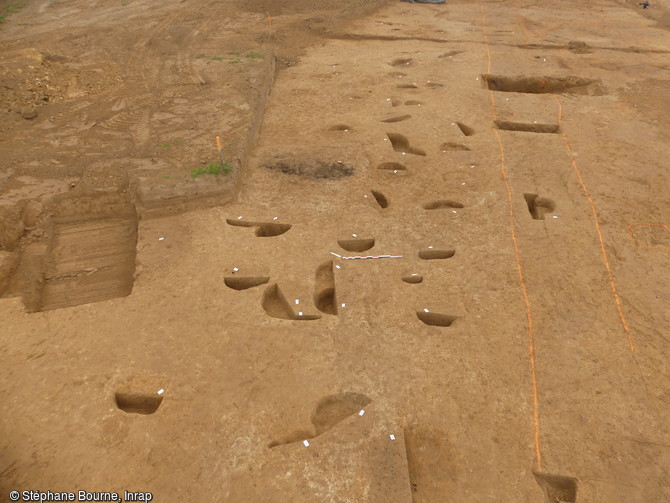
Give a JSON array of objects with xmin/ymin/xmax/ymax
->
[{"xmin": 1, "ymin": 0, "xmax": 670, "ymax": 501}]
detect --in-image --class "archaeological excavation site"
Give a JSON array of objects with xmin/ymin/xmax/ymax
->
[{"xmin": 1, "ymin": 0, "xmax": 669, "ymax": 501}]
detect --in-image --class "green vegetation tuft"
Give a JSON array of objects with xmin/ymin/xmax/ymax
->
[
  {"xmin": 191, "ymin": 161, "xmax": 233, "ymax": 178},
  {"xmin": 0, "ymin": 1, "xmax": 26, "ymax": 23},
  {"xmin": 4, "ymin": 2, "xmax": 25, "ymax": 14},
  {"xmin": 157, "ymin": 140, "xmax": 181, "ymax": 148},
  {"xmin": 246, "ymin": 52, "xmax": 264, "ymax": 59}
]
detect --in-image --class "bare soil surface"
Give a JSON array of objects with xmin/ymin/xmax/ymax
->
[{"xmin": 1, "ymin": 0, "xmax": 670, "ymax": 501}]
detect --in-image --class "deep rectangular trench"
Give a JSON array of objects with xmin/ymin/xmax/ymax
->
[
  {"xmin": 40, "ymin": 217, "xmax": 137, "ymax": 311},
  {"xmin": 482, "ymin": 74, "xmax": 605, "ymax": 95}
]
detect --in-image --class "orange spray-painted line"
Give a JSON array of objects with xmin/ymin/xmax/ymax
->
[
  {"xmin": 481, "ymin": 4, "xmax": 543, "ymax": 471},
  {"xmin": 554, "ymin": 107, "xmax": 635, "ymax": 352}
]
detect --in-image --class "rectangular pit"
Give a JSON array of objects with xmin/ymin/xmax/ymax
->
[
  {"xmin": 495, "ymin": 120, "xmax": 560, "ymax": 134},
  {"xmin": 40, "ymin": 217, "xmax": 137, "ymax": 311},
  {"xmin": 482, "ymin": 74, "xmax": 605, "ymax": 95}
]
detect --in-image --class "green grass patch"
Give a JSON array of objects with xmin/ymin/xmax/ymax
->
[
  {"xmin": 4, "ymin": 2, "xmax": 25, "ymax": 14},
  {"xmin": 211, "ymin": 56, "xmax": 224, "ymax": 61},
  {"xmin": 0, "ymin": 1, "xmax": 26, "ymax": 24},
  {"xmin": 191, "ymin": 161, "xmax": 233, "ymax": 178},
  {"xmin": 246, "ymin": 52, "xmax": 264, "ymax": 59},
  {"xmin": 157, "ymin": 140, "xmax": 181, "ymax": 148}
]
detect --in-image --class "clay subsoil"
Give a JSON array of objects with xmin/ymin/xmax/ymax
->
[{"xmin": 1, "ymin": 0, "xmax": 670, "ymax": 501}]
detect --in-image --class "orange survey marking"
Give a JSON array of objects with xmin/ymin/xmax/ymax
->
[
  {"xmin": 481, "ymin": 4, "xmax": 543, "ymax": 471},
  {"xmin": 556, "ymin": 118, "xmax": 635, "ymax": 352},
  {"xmin": 627, "ymin": 223, "xmax": 670, "ymax": 250}
]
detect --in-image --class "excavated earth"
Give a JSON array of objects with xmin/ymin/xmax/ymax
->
[{"xmin": 1, "ymin": 0, "xmax": 670, "ymax": 501}]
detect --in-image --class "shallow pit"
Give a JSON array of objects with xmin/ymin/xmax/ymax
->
[{"xmin": 115, "ymin": 392, "xmax": 163, "ymax": 415}]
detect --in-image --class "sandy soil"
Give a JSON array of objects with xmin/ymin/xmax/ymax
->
[{"xmin": 1, "ymin": 0, "xmax": 670, "ymax": 501}]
